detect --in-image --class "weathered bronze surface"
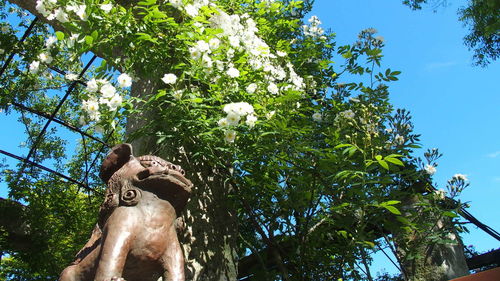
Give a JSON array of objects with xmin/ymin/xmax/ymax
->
[{"xmin": 59, "ymin": 143, "xmax": 192, "ymax": 281}]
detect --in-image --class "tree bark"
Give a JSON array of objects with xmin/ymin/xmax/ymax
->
[{"xmin": 394, "ymin": 195, "xmax": 469, "ymax": 281}]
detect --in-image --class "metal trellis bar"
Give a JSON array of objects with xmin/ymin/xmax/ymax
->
[
  {"xmin": 0, "ymin": 149, "xmax": 97, "ymax": 193},
  {"xmin": 11, "ymin": 101, "xmax": 108, "ymax": 146},
  {"xmin": 14, "ymin": 54, "xmax": 97, "ymax": 184},
  {"xmin": 0, "ymin": 17, "xmax": 39, "ymax": 78}
]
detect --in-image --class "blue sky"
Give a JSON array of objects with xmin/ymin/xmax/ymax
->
[
  {"xmin": 309, "ymin": 0, "xmax": 500, "ymax": 273},
  {"xmin": 0, "ymin": 0, "xmax": 498, "ymax": 276}
]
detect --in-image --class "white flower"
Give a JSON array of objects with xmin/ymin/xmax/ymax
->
[
  {"xmin": 425, "ymin": 164, "xmax": 436, "ymax": 175},
  {"xmin": 453, "ymin": 174, "xmax": 468, "ymax": 181},
  {"xmin": 226, "ymin": 67, "xmax": 240, "ymax": 78},
  {"xmin": 218, "ymin": 118, "xmax": 229, "ymax": 127},
  {"xmin": 108, "ymin": 94, "xmax": 123, "ymax": 111},
  {"xmin": 169, "ymin": 0, "xmax": 182, "ymax": 9},
  {"xmin": 38, "ymin": 52, "xmax": 53, "ymax": 64},
  {"xmin": 117, "ymin": 73, "xmax": 132, "ymax": 88},
  {"xmin": 65, "ymin": 73, "xmax": 79, "ymax": 81},
  {"xmin": 195, "ymin": 40, "xmax": 210, "ymax": 53},
  {"xmin": 88, "ymin": 110, "xmax": 101, "ymax": 121},
  {"xmin": 266, "ymin": 110, "xmax": 276, "ymax": 120},
  {"xmin": 185, "ymin": 4, "xmax": 198, "ymax": 17},
  {"xmin": 246, "ymin": 114, "xmax": 257, "ymax": 128},
  {"xmin": 172, "ymin": 89, "xmax": 183, "ymax": 100},
  {"xmin": 161, "ymin": 73, "xmax": 177, "ymax": 84},
  {"xmin": 209, "ymin": 38, "xmax": 220, "ymax": 50},
  {"xmin": 45, "ymin": 36, "xmax": 58, "ymax": 48},
  {"xmin": 276, "ymin": 51, "xmax": 287, "ymax": 57},
  {"xmin": 54, "ymin": 8, "xmax": 69, "ymax": 23},
  {"xmin": 100, "ymin": 4, "xmax": 113, "ymax": 13},
  {"xmin": 100, "ymin": 83, "xmax": 116, "ymax": 98},
  {"xmin": 224, "ymin": 102, "xmax": 254, "ymax": 116},
  {"xmin": 35, "ymin": 0, "xmax": 50, "ymax": 17},
  {"xmin": 189, "ymin": 47, "xmax": 202, "ymax": 60},
  {"xmin": 312, "ymin": 112, "xmax": 322, "ymax": 122},
  {"xmin": 86, "ymin": 78, "xmax": 99, "ymax": 93},
  {"xmin": 29, "ymin": 61, "xmax": 40, "ymax": 74},
  {"xmin": 340, "ymin": 109, "xmax": 355, "ymax": 119},
  {"xmin": 99, "ymin": 97, "xmax": 111, "ymax": 108},
  {"xmin": 82, "ymin": 99, "xmax": 99, "ymax": 113},
  {"xmin": 1, "ymin": 25, "xmax": 10, "ymax": 33},
  {"xmin": 308, "ymin": 15, "xmax": 322, "ymax": 25},
  {"xmin": 193, "ymin": 21, "xmax": 205, "ymax": 33},
  {"xmin": 67, "ymin": 33, "xmax": 80, "ymax": 48},
  {"xmin": 78, "ymin": 115, "xmax": 87, "ymax": 126},
  {"xmin": 228, "ymin": 36, "xmax": 240, "ymax": 47},
  {"xmin": 246, "ymin": 83, "xmax": 257, "ymax": 94},
  {"xmin": 224, "ymin": 130, "xmax": 236, "ymax": 143},
  {"xmin": 267, "ymin": 82, "xmax": 279, "ymax": 95},
  {"xmin": 435, "ymin": 189, "xmax": 446, "ymax": 200},
  {"xmin": 226, "ymin": 112, "xmax": 241, "ymax": 126},
  {"xmin": 201, "ymin": 54, "xmax": 213, "ymax": 68},
  {"xmin": 395, "ymin": 134, "xmax": 405, "ymax": 145},
  {"xmin": 75, "ymin": 5, "xmax": 87, "ymax": 20}
]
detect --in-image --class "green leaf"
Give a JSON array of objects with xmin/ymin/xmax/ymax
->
[
  {"xmin": 385, "ymin": 157, "xmax": 404, "ymax": 166},
  {"xmin": 443, "ymin": 211, "xmax": 458, "ymax": 218},
  {"xmin": 137, "ymin": 0, "xmax": 156, "ymax": 5},
  {"xmin": 337, "ymin": 230, "xmax": 348, "ymax": 239},
  {"xmin": 191, "ymin": 98, "xmax": 204, "ymax": 103},
  {"xmin": 375, "ymin": 155, "xmax": 382, "ymax": 161},
  {"xmin": 396, "ymin": 216, "xmax": 411, "ymax": 225},
  {"xmin": 383, "ymin": 205, "xmax": 401, "ymax": 215},
  {"xmin": 334, "ymin": 143, "xmax": 352, "ymax": 149},
  {"xmin": 84, "ymin": 35, "xmax": 93, "ymax": 45},
  {"xmin": 377, "ymin": 159, "xmax": 389, "ymax": 170},
  {"xmin": 55, "ymin": 31, "xmax": 65, "ymax": 41},
  {"xmin": 383, "ymin": 200, "xmax": 401, "ymax": 206}
]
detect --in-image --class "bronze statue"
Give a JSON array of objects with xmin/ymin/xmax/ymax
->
[{"xmin": 59, "ymin": 143, "xmax": 192, "ymax": 281}]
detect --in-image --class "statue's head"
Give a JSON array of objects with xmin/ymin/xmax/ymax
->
[{"xmin": 99, "ymin": 143, "xmax": 192, "ymax": 214}]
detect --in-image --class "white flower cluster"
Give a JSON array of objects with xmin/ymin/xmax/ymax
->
[
  {"xmin": 168, "ymin": 3, "xmax": 306, "ymax": 96},
  {"xmin": 334, "ymin": 109, "xmax": 355, "ymax": 124},
  {"xmin": 169, "ymin": 0, "xmax": 210, "ymax": 17},
  {"xmin": 218, "ymin": 102, "xmax": 256, "ymax": 126},
  {"xmin": 452, "ymin": 173, "xmax": 468, "ymax": 181},
  {"xmin": 1, "ymin": 25, "xmax": 10, "ymax": 33},
  {"xmin": 29, "ymin": 38, "xmax": 56, "ymax": 74},
  {"xmin": 302, "ymin": 15, "xmax": 325, "ymax": 39},
  {"xmin": 81, "ymin": 75, "xmax": 129, "ymax": 121},
  {"xmin": 36, "ymin": 0, "xmax": 87, "ymax": 22},
  {"xmin": 218, "ymin": 102, "xmax": 257, "ymax": 142},
  {"xmin": 424, "ymin": 164, "xmax": 436, "ymax": 175},
  {"xmin": 312, "ymin": 112, "xmax": 322, "ymax": 122},
  {"xmin": 394, "ymin": 134, "xmax": 405, "ymax": 145}
]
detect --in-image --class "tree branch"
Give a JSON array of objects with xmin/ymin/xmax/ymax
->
[{"xmin": 0, "ymin": 197, "xmax": 33, "ymax": 252}]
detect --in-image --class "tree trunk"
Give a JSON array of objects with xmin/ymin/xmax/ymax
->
[
  {"xmin": 394, "ymin": 196, "xmax": 469, "ymax": 281},
  {"xmin": 126, "ymin": 78, "xmax": 239, "ymax": 280}
]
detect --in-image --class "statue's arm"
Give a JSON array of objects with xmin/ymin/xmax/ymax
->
[
  {"xmin": 73, "ymin": 224, "xmax": 102, "ymax": 264},
  {"xmin": 94, "ymin": 207, "xmax": 137, "ymax": 281}
]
